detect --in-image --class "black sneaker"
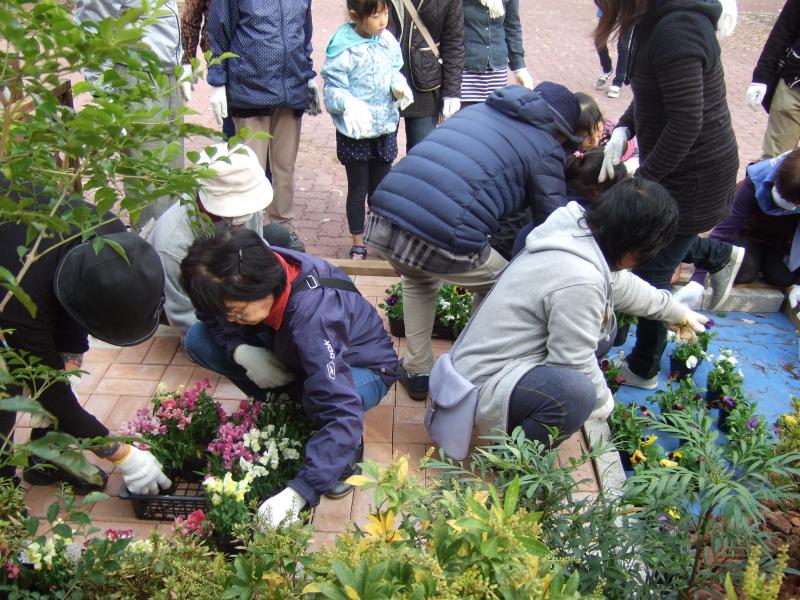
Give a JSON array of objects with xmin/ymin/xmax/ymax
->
[
  {"xmin": 288, "ymin": 231, "xmax": 306, "ymax": 253},
  {"xmin": 398, "ymin": 360, "xmax": 429, "ymax": 401},
  {"xmin": 23, "ymin": 456, "xmax": 108, "ymax": 494},
  {"xmin": 325, "ymin": 438, "xmax": 364, "ymax": 500}
]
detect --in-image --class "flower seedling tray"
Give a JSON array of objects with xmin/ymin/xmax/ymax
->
[{"xmin": 118, "ymin": 478, "xmax": 207, "ymax": 521}]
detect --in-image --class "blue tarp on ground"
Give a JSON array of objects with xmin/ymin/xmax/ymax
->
[{"xmin": 613, "ymin": 311, "xmax": 800, "ymax": 438}]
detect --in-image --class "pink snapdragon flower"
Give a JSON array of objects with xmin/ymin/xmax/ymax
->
[
  {"xmin": 104, "ymin": 528, "xmax": 134, "ymax": 541},
  {"xmin": 5, "ymin": 561, "xmax": 20, "ymax": 579},
  {"xmin": 174, "ymin": 509, "xmax": 213, "ymax": 538}
]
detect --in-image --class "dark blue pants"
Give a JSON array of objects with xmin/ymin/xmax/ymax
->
[
  {"xmin": 404, "ymin": 115, "xmax": 437, "ymax": 152},
  {"xmin": 597, "ymin": 28, "xmax": 632, "ymax": 87}
]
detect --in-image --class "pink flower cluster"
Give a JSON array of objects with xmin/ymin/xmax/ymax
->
[
  {"xmin": 104, "ymin": 528, "xmax": 134, "ymax": 541},
  {"xmin": 207, "ymin": 400, "xmax": 263, "ymax": 470},
  {"xmin": 119, "ymin": 379, "xmax": 213, "ymax": 436},
  {"xmin": 174, "ymin": 509, "xmax": 213, "ymax": 538},
  {"xmin": 5, "ymin": 561, "xmax": 20, "ymax": 579}
]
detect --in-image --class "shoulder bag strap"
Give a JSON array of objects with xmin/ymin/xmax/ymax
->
[
  {"xmin": 401, "ymin": 0, "xmax": 441, "ymax": 61},
  {"xmin": 290, "ymin": 274, "xmax": 360, "ymax": 296}
]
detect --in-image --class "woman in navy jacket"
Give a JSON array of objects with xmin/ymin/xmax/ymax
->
[{"xmin": 181, "ymin": 225, "xmax": 398, "ymax": 526}]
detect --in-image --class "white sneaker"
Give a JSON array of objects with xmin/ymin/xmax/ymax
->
[
  {"xmin": 607, "ymin": 85, "xmax": 621, "ymax": 98},
  {"xmin": 619, "ymin": 360, "xmax": 659, "ymax": 390}
]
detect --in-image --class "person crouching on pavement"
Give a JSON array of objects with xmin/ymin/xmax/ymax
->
[{"xmin": 179, "ymin": 224, "xmax": 398, "ymax": 525}]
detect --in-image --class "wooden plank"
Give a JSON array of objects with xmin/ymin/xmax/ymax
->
[{"xmin": 329, "ymin": 259, "xmax": 398, "ymax": 278}]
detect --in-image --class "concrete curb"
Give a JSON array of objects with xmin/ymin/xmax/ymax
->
[{"xmin": 583, "ymin": 420, "xmax": 627, "ymax": 500}]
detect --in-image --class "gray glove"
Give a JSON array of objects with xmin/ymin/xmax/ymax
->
[
  {"xmin": 233, "ymin": 345, "xmax": 295, "ymax": 389},
  {"xmin": 307, "ymin": 80, "xmax": 323, "ymax": 116}
]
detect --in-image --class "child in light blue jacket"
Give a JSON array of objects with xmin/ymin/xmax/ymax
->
[{"xmin": 322, "ymin": 0, "xmax": 413, "ymax": 260}]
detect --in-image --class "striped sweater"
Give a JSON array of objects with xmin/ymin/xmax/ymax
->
[{"xmin": 617, "ymin": 0, "xmax": 738, "ymax": 236}]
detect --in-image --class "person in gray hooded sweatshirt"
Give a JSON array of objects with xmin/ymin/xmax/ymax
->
[{"xmin": 448, "ymin": 178, "xmax": 708, "ymax": 444}]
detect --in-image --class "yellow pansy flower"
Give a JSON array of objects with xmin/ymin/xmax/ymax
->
[
  {"xmin": 631, "ymin": 449, "xmax": 647, "ymax": 464},
  {"xmin": 640, "ymin": 435, "xmax": 658, "ymax": 447},
  {"xmin": 659, "ymin": 458, "xmax": 678, "ymax": 468}
]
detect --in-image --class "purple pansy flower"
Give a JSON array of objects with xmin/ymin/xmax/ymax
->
[{"xmin": 746, "ymin": 416, "xmax": 758, "ymax": 430}]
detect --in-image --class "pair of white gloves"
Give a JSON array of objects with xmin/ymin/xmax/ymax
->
[
  {"xmin": 209, "ymin": 80, "xmax": 323, "ymax": 127},
  {"xmin": 586, "ymin": 308, "xmax": 709, "ymax": 423}
]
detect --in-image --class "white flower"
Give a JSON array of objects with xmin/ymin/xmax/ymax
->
[
  {"xmin": 737, "ymin": 369, "xmax": 744, "ymax": 378},
  {"xmin": 127, "ymin": 539, "xmax": 154, "ymax": 554},
  {"xmin": 666, "ymin": 330, "xmax": 676, "ymax": 341},
  {"xmin": 686, "ymin": 355, "xmax": 698, "ymax": 369}
]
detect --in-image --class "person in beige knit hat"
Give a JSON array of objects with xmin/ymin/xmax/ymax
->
[{"xmin": 147, "ymin": 143, "xmax": 291, "ymax": 335}]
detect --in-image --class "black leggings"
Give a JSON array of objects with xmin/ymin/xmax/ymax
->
[
  {"xmin": 345, "ymin": 160, "xmax": 392, "ymax": 235},
  {"xmin": 736, "ymin": 239, "xmax": 796, "ymax": 287}
]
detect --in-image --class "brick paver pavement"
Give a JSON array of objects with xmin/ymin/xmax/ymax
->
[{"xmin": 184, "ymin": 0, "xmax": 784, "ymax": 258}]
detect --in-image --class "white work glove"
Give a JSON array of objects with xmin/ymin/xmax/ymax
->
[
  {"xmin": 343, "ymin": 97, "xmax": 372, "ymax": 139},
  {"xmin": 513, "ymin": 68, "xmax": 534, "ymax": 90},
  {"xmin": 745, "ymin": 82, "xmax": 767, "ymax": 111},
  {"xmin": 307, "ymin": 79, "xmax": 323, "ymax": 116},
  {"xmin": 788, "ymin": 284, "xmax": 800, "ymax": 311},
  {"xmin": 673, "ymin": 281, "xmax": 705, "ymax": 310},
  {"xmin": 717, "ymin": 0, "xmax": 737, "ymax": 39},
  {"xmin": 441, "ymin": 97, "xmax": 461, "ymax": 120},
  {"xmin": 116, "ymin": 446, "xmax": 171, "ymax": 495},
  {"xmin": 587, "ymin": 388, "xmax": 614, "ymax": 422},
  {"xmin": 667, "ymin": 308, "xmax": 709, "ymax": 344},
  {"xmin": 257, "ymin": 487, "xmax": 307, "ymax": 528},
  {"xmin": 599, "ymin": 127, "xmax": 630, "ymax": 183},
  {"xmin": 391, "ymin": 78, "xmax": 415, "ymax": 111},
  {"xmin": 179, "ymin": 64, "xmax": 193, "ymax": 103},
  {"xmin": 233, "ymin": 344, "xmax": 296, "ymax": 389},
  {"xmin": 209, "ymin": 85, "xmax": 228, "ymax": 128}
]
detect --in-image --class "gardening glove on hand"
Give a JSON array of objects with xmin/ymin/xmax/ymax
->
[
  {"xmin": 306, "ymin": 79, "xmax": 323, "ymax": 116},
  {"xmin": 179, "ymin": 64, "xmax": 193, "ymax": 103},
  {"xmin": 788, "ymin": 284, "xmax": 800, "ymax": 312},
  {"xmin": 209, "ymin": 85, "xmax": 228, "ymax": 127},
  {"xmin": 587, "ymin": 389, "xmax": 615, "ymax": 422},
  {"xmin": 745, "ymin": 82, "xmax": 767, "ymax": 111},
  {"xmin": 599, "ymin": 127, "xmax": 629, "ymax": 183},
  {"xmin": 391, "ymin": 78, "xmax": 415, "ymax": 111},
  {"xmin": 257, "ymin": 487, "xmax": 306, "ymax": 528},
  {"xmin": 441, "ymin": 97, "xmax": 461, "ymax": 120},
  {"xmin": 673, "ymin": 281, "xmax": 704, "ymax": 310},
  {"xmin": 667, "ymin": 309, "xmax": 709, "ymax": 344},
  {"xmin": 116, "ymin": 446, "xmax": 171, "ymax": 495},
  {"xmin": 513, "ymin": 68, "xmax": 534, "ymax": 90},
  {"xmin": 233, "ymin": 345, "xmax": 295, "ymax": 389},
  {"xmin": 343, "ymin": 97, "xmax": 372, "ymax": 138},
  {"xmin": 716, "ymin": 0, "xmax": 737, "ymax": 39}
]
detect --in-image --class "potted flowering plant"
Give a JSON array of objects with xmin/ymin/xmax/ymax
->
[
  {"xmin": 202, "ymin": 472, "xmax": 253, "ymax": 552},
  {"xmin": 599, "ymin": 353, "xmax": 626, "ymax": 394},
  {"xmin": 609, "ymin": 401, "xmax": 645, "ymax": 471},
  {"xmin": 668, "ymin": 320, "xmax": 715, "ymax": 379},
  {"xmin": 206, "ymin": 393, "xmax": 310, "ymax": 502},
  {"xmin": 613, "ymin": 311, "xmax": 638, "ymax": 347},
  {"xmin": 379, "ymin": 282, "xmax": 473, "ymax": 339},
  {"xmin": 119, "ymin": 380, "xmax": 222, "ymax": 480},
  {"xmin": 650, "ymin": 375, "xmax": 703, "ymax": 415},
  {"xmin": 705, "ymin": 348, "xmax": 744, "ymax": 405},
  {"xmin": 719, "ymin": 396, "xmax": 764, "ymax": 441}
]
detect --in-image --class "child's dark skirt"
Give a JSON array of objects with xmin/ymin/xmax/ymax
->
[{"xmin": 336, "ymin": 130, "xmax": 398, "ymax": 165}]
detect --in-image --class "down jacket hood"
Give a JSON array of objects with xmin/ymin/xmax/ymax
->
[{"xmin": 485, "ymin": 86, "xmax": 562, "ymax": 142}]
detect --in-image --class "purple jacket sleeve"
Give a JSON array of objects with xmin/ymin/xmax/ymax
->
[{"xmin": 283, "ymin": 301, "xmax": 364, "ymax": 507}]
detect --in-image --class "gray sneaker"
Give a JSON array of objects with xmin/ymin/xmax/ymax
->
[
  {"xmin": 618, "ymin": 360, "xmax": 658, "ymax": 390},
  {"xmin": 707, "ymin": 245, "xmax": 745, "ymax": 311},
  {"xmin": 595, "ymin": 71, "xmax": 613, "ymax": 89},
  {"xmin": 288, "ymin": 231, "xmax": 306, "ymax": 253}
]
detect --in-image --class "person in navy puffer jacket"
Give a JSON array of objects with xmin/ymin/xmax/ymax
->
[
  {"xmin": 205, "ymin": 0, "xmax": 320, "ymax": 253},
  {"xmin": 181, "ymin": 225, "xmax": 398, "ymax": 527},
  {"xmin": 365, "ymin": 82, "xmax": 583, "ymax": 401}
]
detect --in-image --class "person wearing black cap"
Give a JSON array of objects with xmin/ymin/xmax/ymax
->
[
  {"xmin": 0, "ymin": 184, "xmax": 171, "ymax": 494},
  {"xmin": 364, "ymin": 81, "xmax": 583, "ymax": 401}
]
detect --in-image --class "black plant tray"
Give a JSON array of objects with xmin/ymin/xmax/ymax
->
[{"xmin": 118, "ymin": 477, "xmax": 207, "ymax": 521}]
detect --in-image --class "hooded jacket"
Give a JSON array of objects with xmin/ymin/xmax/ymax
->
[
  {"xmin": 618, "ymin": 0, "xmax": 738, "ymax": 235},
  {"xmin": 752, "ymin": 0, "xmax": 800, "ymax": 108},
  {"xmin": 451, "ymin": 202, "xmax": 686, "ymax": 436},
  {"xmin": 368, "ymin": 85, "xmax": 568, "ymax": 256},
  {"xmin": 321, "ymin": 24, "xmax": 406, "ymax": 139},
  {"xmin": 195, "ymin": 248, "xmax": 398, "ymax": 506},
  {"xmin": 206, "ymin": 0, "xmax": 314, "ymax": 111}
]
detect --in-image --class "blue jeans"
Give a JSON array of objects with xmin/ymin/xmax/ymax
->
[
  {"xmin": 507, "ymin": 365, "xmax": 596, "ymax": 447},
  {"xmin": 404, "ymin": 115, "xmax": 438, "ymax": 152},
  {"xmin": 184, "ymin": 322, "xmax": 388, "ymax": 410}
]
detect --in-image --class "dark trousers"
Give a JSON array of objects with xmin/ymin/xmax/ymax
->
[
  {"xmin": 0, "ymin": 351, "xmax": 108, "ymax": 480},
  {"xmin": 737, "ymin": 239, "xmax": 797, "ymax": 287},
  {"xmin": 597, "ymin": 29, "xmax": 632, "ymax": 87},
  {"xmin": 628, "ymin": 233, "xmax": 728, "ymax": 379},
  {"xmin": 345, "ymin": 161, "xmax": 392, "ymax": 235},
  {"xmin": 507, "ymin": 365, "xmax": 596, "ymax": 447},
  {"xmin": 404, "ymin": 115, "xmax": 437, "ymax": 152}
]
